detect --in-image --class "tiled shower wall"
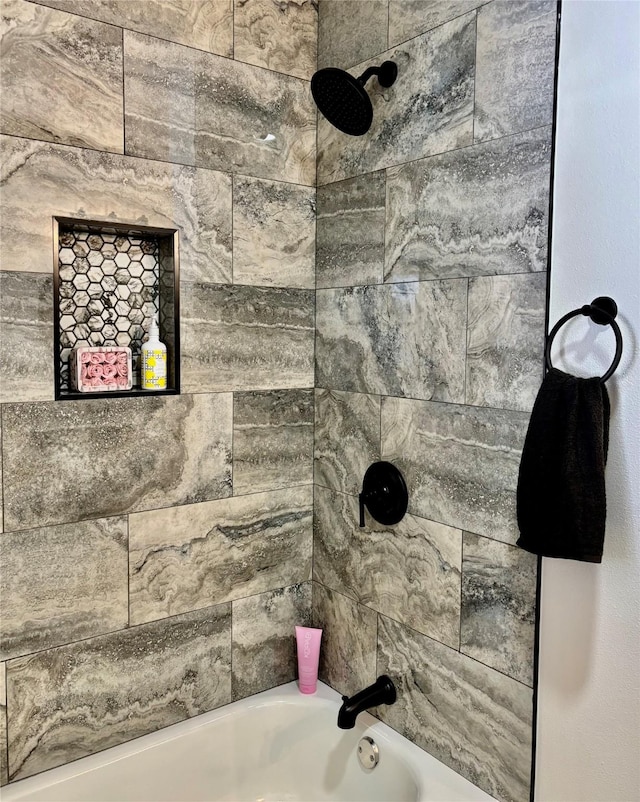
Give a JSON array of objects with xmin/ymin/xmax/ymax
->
[
  {"xmin": 312, "ymin": 2, "xmax": 557, "ymax": 802},
  {"xmin": 0, "ymin": 0, "xmax": 317, "ymax": 785}
]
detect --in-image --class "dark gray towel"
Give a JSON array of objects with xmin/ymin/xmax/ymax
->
[{"xmin": 516, "ymin": 368, "xmax": 610, "ymax": 563}]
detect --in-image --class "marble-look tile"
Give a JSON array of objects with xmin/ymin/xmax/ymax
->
[
  {"xmin": 316, "ymin": 13, "xmax": 475, "ymax": 185},
  {"xmin": 2, "ymin": 394, "xmax": 232, "ymax": 531},
  {"xmin": 181, "ymin": 283, "xmax": 314, "ymax": 392},
  {"xmin": 0, "ymin": 417, "xmax": 2, "ymax": 535},
  {"xmin": 234, "ymin": 0, "xmax": 317, "ymax": 79},
  {"xmin": 316, "ymin": 171, "xmax": 385, "ymax": 289},
  {"xmin": 129, "ymin": 486, "xmax": 313, "ymax": 625},
  {"xmin": 466, "ymin": 273, "xmax": 547, "ymax": 412},
  {"xmin": 312, "ymin": 582, "xmax": 377, "ymax": 697},
  {"xmin": 314, "ymin": 389, "xmax": 380, "ymax": 496},
  {"xmin": 461, "ymin": 533, "xmax": 537, "ymax": 686},
  {"xmin": 475, "ymin": 0, "xmax": 557, "ymax": 143},
  {"xmin": 0, "ymin": 662, "xmax": 6, "ymax": 786},
  {"xmin": 233, "ymin": 390, "xmax": 314, "ymax": 495},
  {"xmin": 314, "ymin": 487, "xmax": 462, "ymax": 648},
  {"xmin": 377, "ymin": 615, "xmax": 533, "ymax": 802},
  {"xmin": 1, "ymin": 0, "xmax": 123, "ymax": 152},
  {"xmin": 0, "ymin": 271, "xmax": 53, "ymax": 403},
  {"xmin": 381, "ymin": 397, "xmax": 528, "ymax": 544},
  {"xmin": 388, "ymin": 0, "xmax": 485, "ymax": 47},
  {"xmin": 233, "ymin": 176, "xmax": 315, "ymax": 289},
  {"xmin": 317, "ymin": 0, "xmax": 388, "ymax": 70},
  {"xmin": 0, "ymin": 517, "xmax": 128, "ymax": 661},
  {"xmin": 0, "ymin": 135, "xmax": 232, "ymax": 284},
  {"xmin": 124, "ymin": 31, "xmax": 316, "ymax": 186},
  {"xmin": 6, "ymin": 604, "xmax": 232, "ymax": 781},
  {"xmin": 33, "ymin": 0, "xmax": 233, "ymax": 57},
  {"xmin": 232, "ymin": 582, "xmax": 312, "ymax": 700},
  {"xmin": 316, "ymin": 280, "xmax": 467, "ymax": 402},
  {"xmin": 385, "ymin": 127, "xmax": 552, "ymax": 283}
]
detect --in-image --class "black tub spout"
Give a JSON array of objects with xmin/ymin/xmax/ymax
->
[{"xmin": 337, "ymin": 675, "xmax": 397, "ymax": 729}]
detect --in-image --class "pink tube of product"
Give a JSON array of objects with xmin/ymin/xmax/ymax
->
[{"xmin": 296, "ymin": 626, "xmax": 322, "ymax": 694}]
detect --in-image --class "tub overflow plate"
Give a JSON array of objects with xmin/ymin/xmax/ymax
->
[{"xmin": 357, "ymin": 736, "xmax": 379, "ymax": 770}]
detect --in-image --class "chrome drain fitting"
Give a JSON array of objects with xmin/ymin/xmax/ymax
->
[{"xmin": 357, "ymin": 736, "xmax": 379, "ymax": 770}]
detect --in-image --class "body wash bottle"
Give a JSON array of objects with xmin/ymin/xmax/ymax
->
[{"xmin": 141, "ymin": 315, "xmax": 167, "ymax": 390}]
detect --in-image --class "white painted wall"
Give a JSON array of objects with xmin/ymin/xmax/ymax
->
[{"xmin": 535, "ymin": 1, "xmax": 640, "ymax": 800}]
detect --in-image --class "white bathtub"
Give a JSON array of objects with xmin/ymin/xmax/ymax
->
[{"xmin": 2, "ymin": 681, "xmax": 496, "ymax": 802}]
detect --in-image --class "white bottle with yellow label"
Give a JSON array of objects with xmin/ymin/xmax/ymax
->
[{"xmin": 141, "ymin": 315, "xmax": 167, "ymax": 390}]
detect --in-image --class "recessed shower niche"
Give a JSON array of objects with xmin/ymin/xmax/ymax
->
[{"xmin": 53, "ymin": 217, "xmax": 180, "ymax": 399}]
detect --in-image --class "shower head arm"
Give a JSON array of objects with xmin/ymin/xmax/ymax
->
[{"xmin": 356, "ymin": 60, "xmax": 398, "ymax": 89}]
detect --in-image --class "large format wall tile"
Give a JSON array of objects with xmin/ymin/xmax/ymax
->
[
  {"xmin": 316, "ymin": 171, "xmax": 385, "ymax": 289},
  {"xmin": 181, "ymin": 283, "xmax": 314, "ymax": 392},
  {"xmin": 0, "ymin": 136, "xmax": 232, "ymax": 284},
  {"xmin": 0, "ymin": 663, "xmax": 6, "ymax": 786},
  {"xmin": 317, "ymin": 0, "xmax": 388, "ymax": 70},
  {"xmin": 129, "ymin": 486, "xmax": 313, "ymax": 625},
  {"xmin": 233, "ymin": 390, "xmax": 314, "ymax": 495},
  {"xmin": 377, "ymin": 616, "xmax": 533, "ymax": 802},
  {"xmin": 33, "ymin": 0, "xmax": 233, "ymax": 57},
  {"xmin": 233, "ymin": 176, "xmax": 315, "ymax": 289},
  {"xmin": 316, "ymin": 280, "xmax": 467, "ymax": 402},
  {"xmin": 232, "ymin": 582, "xmax": 312, "ymax": 700},
  {"xmin": 461, "ymin": 533, "xmax": 537, "ymax": 686},
  {"xmin": 466, "ymin": 273, "xmax": 547, "ymax": 412},
  {"xmin": 475, "ymin": 0, "xmax": 557, "ymax": 143},
  {"xmin": 124, "ymin": 31, "xmax": 316, "ymax": 186},
  {"xmin": 314, "ymin": 487, "xmax": 462, "ymax": 648},
  {"xmin": 2, "ymin": 394, "xmax": 233, "ymax": 531},
  {"xmin": 0, "ymin": 517, "xmax": 128, "ymax": 661},
  {"xmin": 234, "ymin": 0, "xmax": 317, "ymax": 79},
  {"xmin": 314, "ymin": 389, "xmax": 380, "ymax": 496},
  {"xmin": 312, "ymin": 582, "xmax": 376, "ymax": 697},
  {"xmin": 381, "ymin": 397, "xmax": 528, "ymax": 544},
  {"xmin": 0, "ymin": 271, "xmax": 53, "ymax": 403},
  {"xmin": 1, "ymin": 0, "xmax": 123, "ymax": 152},
  {"xmin": 388, "ymin": 0, "xmax": 485, "ymax": 47},
  {"xmin": 6, "ymin": 604, "xmax": 232, "ymax": 781},
  {"xmin": 317, "ymin": 13, "xmax": 475, "ymax": 184},
  {"xmin": 385, "ymin": 127, "xmax": 552, "ymax": 283}
]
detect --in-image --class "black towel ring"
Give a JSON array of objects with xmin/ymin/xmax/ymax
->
[{"xmin": 545, "ymin": 296, "xmax": 623, "ymax": 383}]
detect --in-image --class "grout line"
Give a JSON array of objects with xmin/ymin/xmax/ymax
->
[
  {"xmin": 464, "ymin": 277, "xmax": 470, "ymax": 403},
  {"xmin": 121, "ymin": 27, "xmax": 126, "ymax": 155},
  {"xmin": 472, "ymin": 9, "xmax": 478, "ymax": 144},
  {"xmin": 126, "ymin": 514, "xmax": 131, "ymax": 628}
]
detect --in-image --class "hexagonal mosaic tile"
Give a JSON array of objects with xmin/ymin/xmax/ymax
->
[{"xmin": 57, "ymin": 227, "xmax": 160, "ymax": 391}]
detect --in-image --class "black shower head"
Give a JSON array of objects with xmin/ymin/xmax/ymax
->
[{"xmin": 311, "ymin": 60, "xmax": 398, "ymax": 137}]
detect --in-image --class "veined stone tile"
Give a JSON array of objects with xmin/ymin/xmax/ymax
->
[
  {"xmin": 316, "ymin": 281, "xmax": 467, "ymax": 402},
  {"xmin": 461, "ymin": 533, "xmax": 537, "ymax": 686},
  {"xmin": 0, "ymin": 662, "xmax": 6, "ymax": 786},
  {"xmin": 388, "ymin": 0, "xmax": 486, "ymax": 47},
  {"xmin": 314, "ymin": 487, "xmax": 462, "ymax": 648},
  {"xmin": 317, "ymin": 0, "xmax": 388, "ymax": 70},
  {"xmin": 181, "ymin": 282, "xmax": 314, "ymax": 392},
  {"xmin": 124, "ymin": 31, "xmax": 316, "ymax": 186},
  {"xmin": 381, "ymin": 397, "xmax": 528, "ymax": 544},
  {"xmin": 475, "ymin": 0, "xmax": 557, "ymax": 143},
  {"xmin": 377, "ymin": 615, "xmax": 533, "ymax": 802},
  {"xmin": 1, "ymin": 0, "xmax": 123, "ymax": 152},
  {"xmin": 2, "ymin": 394, "xmax": 233, "ymax": 531},
  {"xmin": 314, "ymin": 388, "xmax": 380, "ymax": 496},
  {"xmin": 0, "ymin": 417, "xmax": 2, "ymax": 535},
  {"xmin": 234, "ymin": 0, "xmax": 317, "ymax": 79},
  {"xmin": 233, "ymin": 176, "xmax": 315, "ymax": 289},
  {"xmin": 0, "ymin": 271, "xmax": 53, "ymax": 403},
  {"xmin": 384, "ymin": 127, "xmax": 552, "ymax": 283},
  {"xmin": 233, "ymin": 390, "xmax": 314, "ymax": 495},
  {"xmin": 312, "ymin": 582, "xmax": 376, "ymax": 697},
  {"xmin": 317, "ymin": 12, "xmax": 475, "ymax": 184},
  {"xmin": 32, "ymin": 0, "xmax": 233, "ymax": 57},
  {"xmin": 0, "ymin": 517, "xmax": 128, "ymax": 661},
  {"xmin": 316, "ymin": 171, "xmax": 385, "ymax": 289},
  {"xmin": 0, "ymin": 135, "xmax": 232, "ymax": 284},
  {"xmin": 129, "ymin": 486, "xmax": 313, "ymax": 625},
  {"xmin": 6, "ymin": 604, "xmax": 232, "ymax": 781},
  {"xmin": 466, "ymin": 273, "xmax": 547, "ymax": 412},
  {"xmin": 232, "ymin": 582, "xmax": 312, "ymax": 700}
]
